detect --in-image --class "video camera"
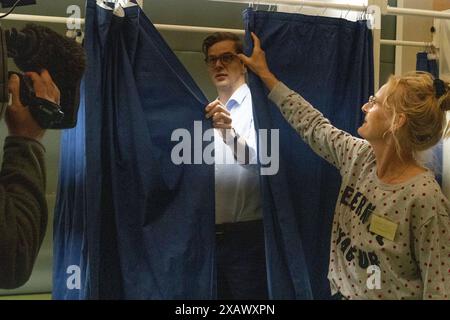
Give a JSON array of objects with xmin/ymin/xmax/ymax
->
[{"xmin": 0, "ymin": 0, "xmax": 87, "ymax": 129}]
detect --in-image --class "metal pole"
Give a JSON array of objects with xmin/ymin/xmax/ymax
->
[
  {"xmin": 0, "ymin": 13, "xmax": 85, "ymax": 24},
  {"xmin": 380, "ymin": 39, "xmax": 429, "ymax": 47},
  {"xmin": 155, "ymin": 24, "xmax": 244, "ymax": 35},
  {"xmin": 209, "ymin": 0, "xmax": 367, "ymax": 11},
  {"xmin": 387, "ymin": 5, "xmax": 450, "ymax": 20},
  {"xmin": 209, "ymin": 0, "xmax": 450, "ymax": 20}
]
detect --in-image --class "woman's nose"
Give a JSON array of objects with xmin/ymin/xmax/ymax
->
[{"xmin": 361, "ymin": 103, "xmax": 368, "ymax": 114}]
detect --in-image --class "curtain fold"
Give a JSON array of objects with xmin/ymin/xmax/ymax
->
[
  {"xmin": 53, "ymin": 79, "xmax": 89, "ymax": 300},
  {"xmin": 54, "ymin": 3, "xmax": 374, "ymax": 300},
  {"xmin": 53, "ymin": 0, "xmax": 216, "ymax": 299},
  {"xmin": 244, "ymin": 8, "xmax": 374, "ymax": 299}
]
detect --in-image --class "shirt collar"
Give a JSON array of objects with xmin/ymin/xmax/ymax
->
[{"xmin": 224, "ymin": 83, "xmax": 250, "ymax": 111}]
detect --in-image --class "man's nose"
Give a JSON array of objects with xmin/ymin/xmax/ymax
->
[{"xmin": 214, "ymin": 58, "xmax": 225, "ymax": 69}]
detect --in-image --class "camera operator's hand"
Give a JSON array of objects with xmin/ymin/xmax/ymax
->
[{"xmin": 6, "ymin": 70, "xmax": 60, "ymax": 141}]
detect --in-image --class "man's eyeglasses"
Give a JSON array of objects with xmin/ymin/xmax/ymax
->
[{"xmin": 205, "ymin": 53, "xmax": 238, "ymax": 67}]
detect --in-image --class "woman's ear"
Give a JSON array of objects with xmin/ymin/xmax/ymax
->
[{"xmin": 394, "ymin": 113, "xmax": 407, "ymax": 130}]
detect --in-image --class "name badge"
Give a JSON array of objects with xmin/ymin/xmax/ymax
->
[{"xmin": 369, "ymin": 215, "xmax": 398, "ymax": 241}]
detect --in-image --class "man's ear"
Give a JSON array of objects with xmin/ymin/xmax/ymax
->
[{"xmin": 240, "ymin": 59, "xmax": 247, "ymax": 74}]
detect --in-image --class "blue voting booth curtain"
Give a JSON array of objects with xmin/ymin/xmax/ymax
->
[
  {"xmin": 244, "ymin": 9, "xmax": 374, "ymax": 299},
  {"xmin": 54, "ymin": 3, "xmax": 373, "ymax": 300},
  {"xmin": 53, "ymin": 80, "xmax": 89, "ymax": 300},
  {"xmin": 416, "ymin": 52, "xmax": 443, "ymax": 186},
  {"xmin": 417, "ymin": 52, "xmax": 439, "ymax": 78},
  {"xmin": 53, "ymin": 0, "xmax": 215, "ymax": 299}
]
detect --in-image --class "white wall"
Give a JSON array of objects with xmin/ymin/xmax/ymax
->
[{"xmin": 398, "ymin": 0, "xmax": 434, "ymax": 74}]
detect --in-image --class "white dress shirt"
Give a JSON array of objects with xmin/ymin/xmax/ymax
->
[{"xmin": 214, "ymin": 84, "xmax": 263, "ymax": 224}]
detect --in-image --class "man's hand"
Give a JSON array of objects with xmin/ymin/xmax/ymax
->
[
  {"xmin": 205, "ymin": 99, "xmax": 236, "ymax": 143},
  {"xmin": 6, "ymin": 70, "xmax": 60, "ymax": 141},
  {"xmin": 205, "ymin": 99, "xmax": 233, "ymax": 130}
]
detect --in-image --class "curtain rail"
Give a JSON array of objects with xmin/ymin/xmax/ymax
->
[
  {"xmin": 211, "ymin": 0, "xmax": 367, "ymax": 11},
  {"xmin": 0, "ymin": 13, "xmax": 248, "ymax": 35},
  {"xmin": 0, "ymin": 12, "xmax": 430, "ymax": 48},
  {"xmin": 2, "ymin": 13, "xmax": 435, "ymax": 48},
  {"xmin": 208, "ymin": 0, "xmax": 450, "ymax": 20},
  {"xmin": 4, "ymin": 2, "xmax": 449, "ymax": 25}
]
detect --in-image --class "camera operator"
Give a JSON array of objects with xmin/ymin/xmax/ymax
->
[{"xmin": 0, "ymin": 70, "xmax": 60, "ymax": 289}]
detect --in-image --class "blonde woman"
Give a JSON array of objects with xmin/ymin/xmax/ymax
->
[{"xmin": 238, "ymin": 33, "xmax": 450, "ymax": 300}]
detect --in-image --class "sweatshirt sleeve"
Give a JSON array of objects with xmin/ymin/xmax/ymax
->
[
  {"xmin": 0, "ymin": 136, "xmax": 48, "ymax": 289},
  {"xmin": 413, "ymin": 202, "xmax": 450, "ymax": 300},
  {"xmin": 268, "ymin": 81, "xmax": 370, "ymax": 173}
]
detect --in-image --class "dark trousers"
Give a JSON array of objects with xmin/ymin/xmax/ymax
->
[
  {"xmin": 331, "ymin": 292, "xmax": 347, "ymax": 300},
  {"xmin": 215, "ymin": 220, "xmax": 268, "ymax": 300}
]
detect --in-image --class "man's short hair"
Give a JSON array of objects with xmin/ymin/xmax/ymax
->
[{"xmin": 202, "ymin": 32, "xmax": 244, "ymax": 58}]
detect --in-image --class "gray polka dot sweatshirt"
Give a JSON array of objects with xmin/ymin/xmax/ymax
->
[{"xmin": 268, "ymin": 81, "xmax": 450, "ymax": 300}]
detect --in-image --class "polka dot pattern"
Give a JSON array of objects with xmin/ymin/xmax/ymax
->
[{"xmin": 273, "ymin": 83, "xmax": 450, "ymax": 300}]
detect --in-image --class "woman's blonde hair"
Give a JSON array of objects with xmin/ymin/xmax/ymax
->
[{"xmin": 381, "ymin": 71, "xmax": 450, "ymax": 160}]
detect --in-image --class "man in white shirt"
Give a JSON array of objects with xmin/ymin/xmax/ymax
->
[{"xmin": 203, "ymin": 32, "xmax": 267, "ymax": 299}]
